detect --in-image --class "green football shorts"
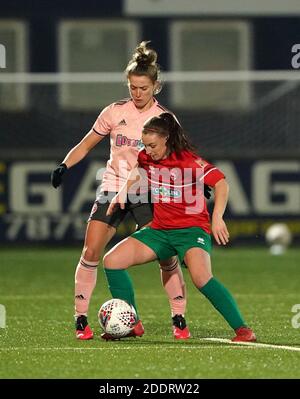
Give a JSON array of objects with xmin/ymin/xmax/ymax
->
[{"xmin": 132, "ymin": 226, "xmax": 212, "ymax": 265}]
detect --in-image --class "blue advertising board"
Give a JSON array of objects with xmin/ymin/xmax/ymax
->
[{"xmin": 0, "ymin": 159, "xmax": 299, "ymax": 245}]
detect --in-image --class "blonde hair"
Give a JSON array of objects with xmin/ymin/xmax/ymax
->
[{"xmin": 125, "ymin": 41, "xmax": 162, "ymax": 94}]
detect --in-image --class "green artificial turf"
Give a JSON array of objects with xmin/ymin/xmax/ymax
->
[{"xmin": 0, "ymin": 247, "xmax": 299, "ymax": 379}]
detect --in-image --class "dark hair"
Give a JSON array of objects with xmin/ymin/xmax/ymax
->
[
  {"xmin": 125, "ymin": 41, "xmax": 162, "ymax": 94},
  {"xmin": 143, "ymin": 112, "xmax": 198, "ymax": 156}
]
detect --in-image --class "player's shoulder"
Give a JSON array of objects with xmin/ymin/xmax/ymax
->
[
  {"xmin": 101, "ymin": 98, "xmax": 132, "ymax": 112},
  {"xmin": 112, "ymin": 98, "xmax": 132, "ymax": 107},
  {"xmin": 138, "ymin": 148, "xmax": 151, "ymax": 166},
  {"xmin": 99, "ymin": 98, "xmax": 132, "ymax": 120},
  {"xmin": 179, "ymin": 150, "xmax": 208, "ymax": 167},
  {"xmin": 179, "ymin": 149, "xmax": 199, "ymax": 161},
  {"xmin": 138, "ymin": 148, "xmax": 147, "ymax": 160},
  {"xmin": 155, "ymin": 100, "xmax": 174, "ymax": 115},
  {"xmin": 154, "ymin": 100, "xmax": 181, "ymax": 124}
]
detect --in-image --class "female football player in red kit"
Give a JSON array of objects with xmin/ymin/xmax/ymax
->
[{"xmin": 103, "ymin": 112, "xmax": 256, "ymax": 342}]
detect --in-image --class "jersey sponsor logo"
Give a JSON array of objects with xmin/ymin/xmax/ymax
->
[
  {"xmin": 115, "ymin": 134, "xmax": 144, "ymax": 149},
  {"xmin": 152, "ymin": 186, "xmax": 182, "ymax": 198}
]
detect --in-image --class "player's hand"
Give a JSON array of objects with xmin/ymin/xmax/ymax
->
[
  {"xmin": 204, "ymin": 184, "xmax": 212, "ymax": 200},
  {"xmin": 211, "ymin": 216, "xmax": 230, "ymax": 245},
  {"xmin": 106, "ymin": 194, "xmax": 126, "ymax": 216},
  {"xmin": 51, "ymin": 163, "xmax": 67, "ymax": 188}
]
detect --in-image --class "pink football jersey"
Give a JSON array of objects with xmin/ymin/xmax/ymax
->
[{"xmin": 92, "ymin": 98, "xmax": 168, "ymax": 193}]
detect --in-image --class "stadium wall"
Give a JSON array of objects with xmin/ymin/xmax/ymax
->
[
  {"xmin": 0, "ymin": 159, "xmax": 299, "ymax": 246},
  {"xmin": 1, "ymin": 3, "xmax": 299, "ymax": 245},
  {"xmin": 1, "ymin": 1, "xmax": 300, "ymax": 72}
]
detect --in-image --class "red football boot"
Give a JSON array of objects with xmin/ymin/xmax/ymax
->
[
  {"xmin": 125, "ymin": 320, "xmax": 145, "ymax": 337},
  {"xmin": 75, "ymin": 315, "xmax": 94, "ymax": 340},
  {"xmin": 173, "ymin": 326, "xmax": 191, "ymax": 340},
  {"xmin": 101, "ymin": 320, "xmax": 145, "ymax": 341},
  {"xmin": 172, "ymin": 314, "xmax": 191, "ymax": 340},
  {"xmin": 232, "ymin": 327, "xmax": 256, "ymax": 342}
]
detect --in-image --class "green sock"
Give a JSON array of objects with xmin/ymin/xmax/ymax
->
[
  {"xmin": 200, "ymin": 277, "xmax": 246, "ymax": 330},
  {"xmin": 104, "ymin": 268, "xmax": 139, "ymax": 319}
]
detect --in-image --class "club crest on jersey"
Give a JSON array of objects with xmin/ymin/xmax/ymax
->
[{"xmin": 170, "ymin": 170, "xmax": 179, "ymax": 181}]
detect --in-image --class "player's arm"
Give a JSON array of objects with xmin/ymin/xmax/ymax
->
[
  {"xmin": 62, "ymin": 130, "xmax": 105, "ymax": 168},
  {"xmin": 106, "ymin": 165, "xmax": 141, "ymax": 215},
  {"xmin": 51, "ymin": 130, "xmax": 105, "ymax": 188},
  {"xmin": 51, "ymin": 103, "xmax": 112, "ymax": 189},
  {"xmin": 211, "ymin": 178, "xmax": 230, "ymax": 246}
]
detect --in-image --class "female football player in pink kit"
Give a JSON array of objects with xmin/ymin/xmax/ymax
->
[
  {"xmin": 51, "ymin": 42, "xmax": 192, "ymax": 340},
  {"xmin": 103, "ymin": 112, "xmax": 256, "ymax": 342}
]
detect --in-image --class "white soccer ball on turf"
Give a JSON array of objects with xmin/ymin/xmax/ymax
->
[
  {"xmin": 265, "ymin": 223, "xmax": 292, "ymax": 255},
  {"xmin": 98, "ymin": 298, "xmax": 137, "ymax": 338}
]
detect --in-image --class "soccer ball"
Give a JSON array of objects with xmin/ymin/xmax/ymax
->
[
  {"xmin": 265, "ymin": 223, "xmax": 292, "ymax": 255},
  {"xmin": 98, "ymin": 298, "xmax": 137, "ymax": 338}
]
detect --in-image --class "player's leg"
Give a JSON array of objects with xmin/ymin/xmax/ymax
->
[
  {"xmin": 76, "ymin": 219, "xmax": 116, "ymax": 316},
  {"xmin": 103, "ymin": 236, "xmax": 157, "ymax": 314},
  {"xmin": 75, "ymin": 220, "xmax": 116, "ymax": 339},
  {"xmin": 159, "ymin": 257, "xmax": 190, "ymax": 339},
  {"xmin": 75, "ymin": 193, "xmax": 126, "ymax": 340},
  {"xmin": 130, "ymin": 200, "xmax": 188, "ymax": 337},
  {"xmin": 102, "ymin": 236, "xmax": 157, "ymax": 340},
  {"xmin": 184, "ymin": 247, "xmax": 256, "ymax": 342}
]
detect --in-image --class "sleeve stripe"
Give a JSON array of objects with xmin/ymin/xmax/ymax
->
[
  {"xmin": 93, "ymin": 128, "xmax": 107, "ymax": 136},
  {"xmin": 199, "ymin": 167, "xmax": 217, "ymax": 181}
]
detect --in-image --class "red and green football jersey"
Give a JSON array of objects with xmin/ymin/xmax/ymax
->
[{"xmin": 138, "ymin": 149, "xmax": 225, "ymax": 233}]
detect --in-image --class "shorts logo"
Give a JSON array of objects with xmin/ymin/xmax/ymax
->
[
  {"xmin": 90, "ymin": 202, "xmax": 98, "ymax": 217},
  {"xmin": 197, "ymin": 237, "xmax": 205, "ymax": 245}
]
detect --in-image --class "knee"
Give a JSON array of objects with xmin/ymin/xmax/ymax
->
[
  {"xmin": 103, "ymin": 253, "xmax": 110, "ymax": 269},
  {"xmin": 194, "ymin": 274, "xmax": 213, "ymax": 290},
  {"xmin": 82, "ymin": 246, "xmax": 100, "ymax": 263},
  {"xmin": 159, "ymin": 256, "xmax": 178, "ymax": 272},
  {"xmin": 103, "ymin": 252, "xmax": 118, "ymax": 269}
]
